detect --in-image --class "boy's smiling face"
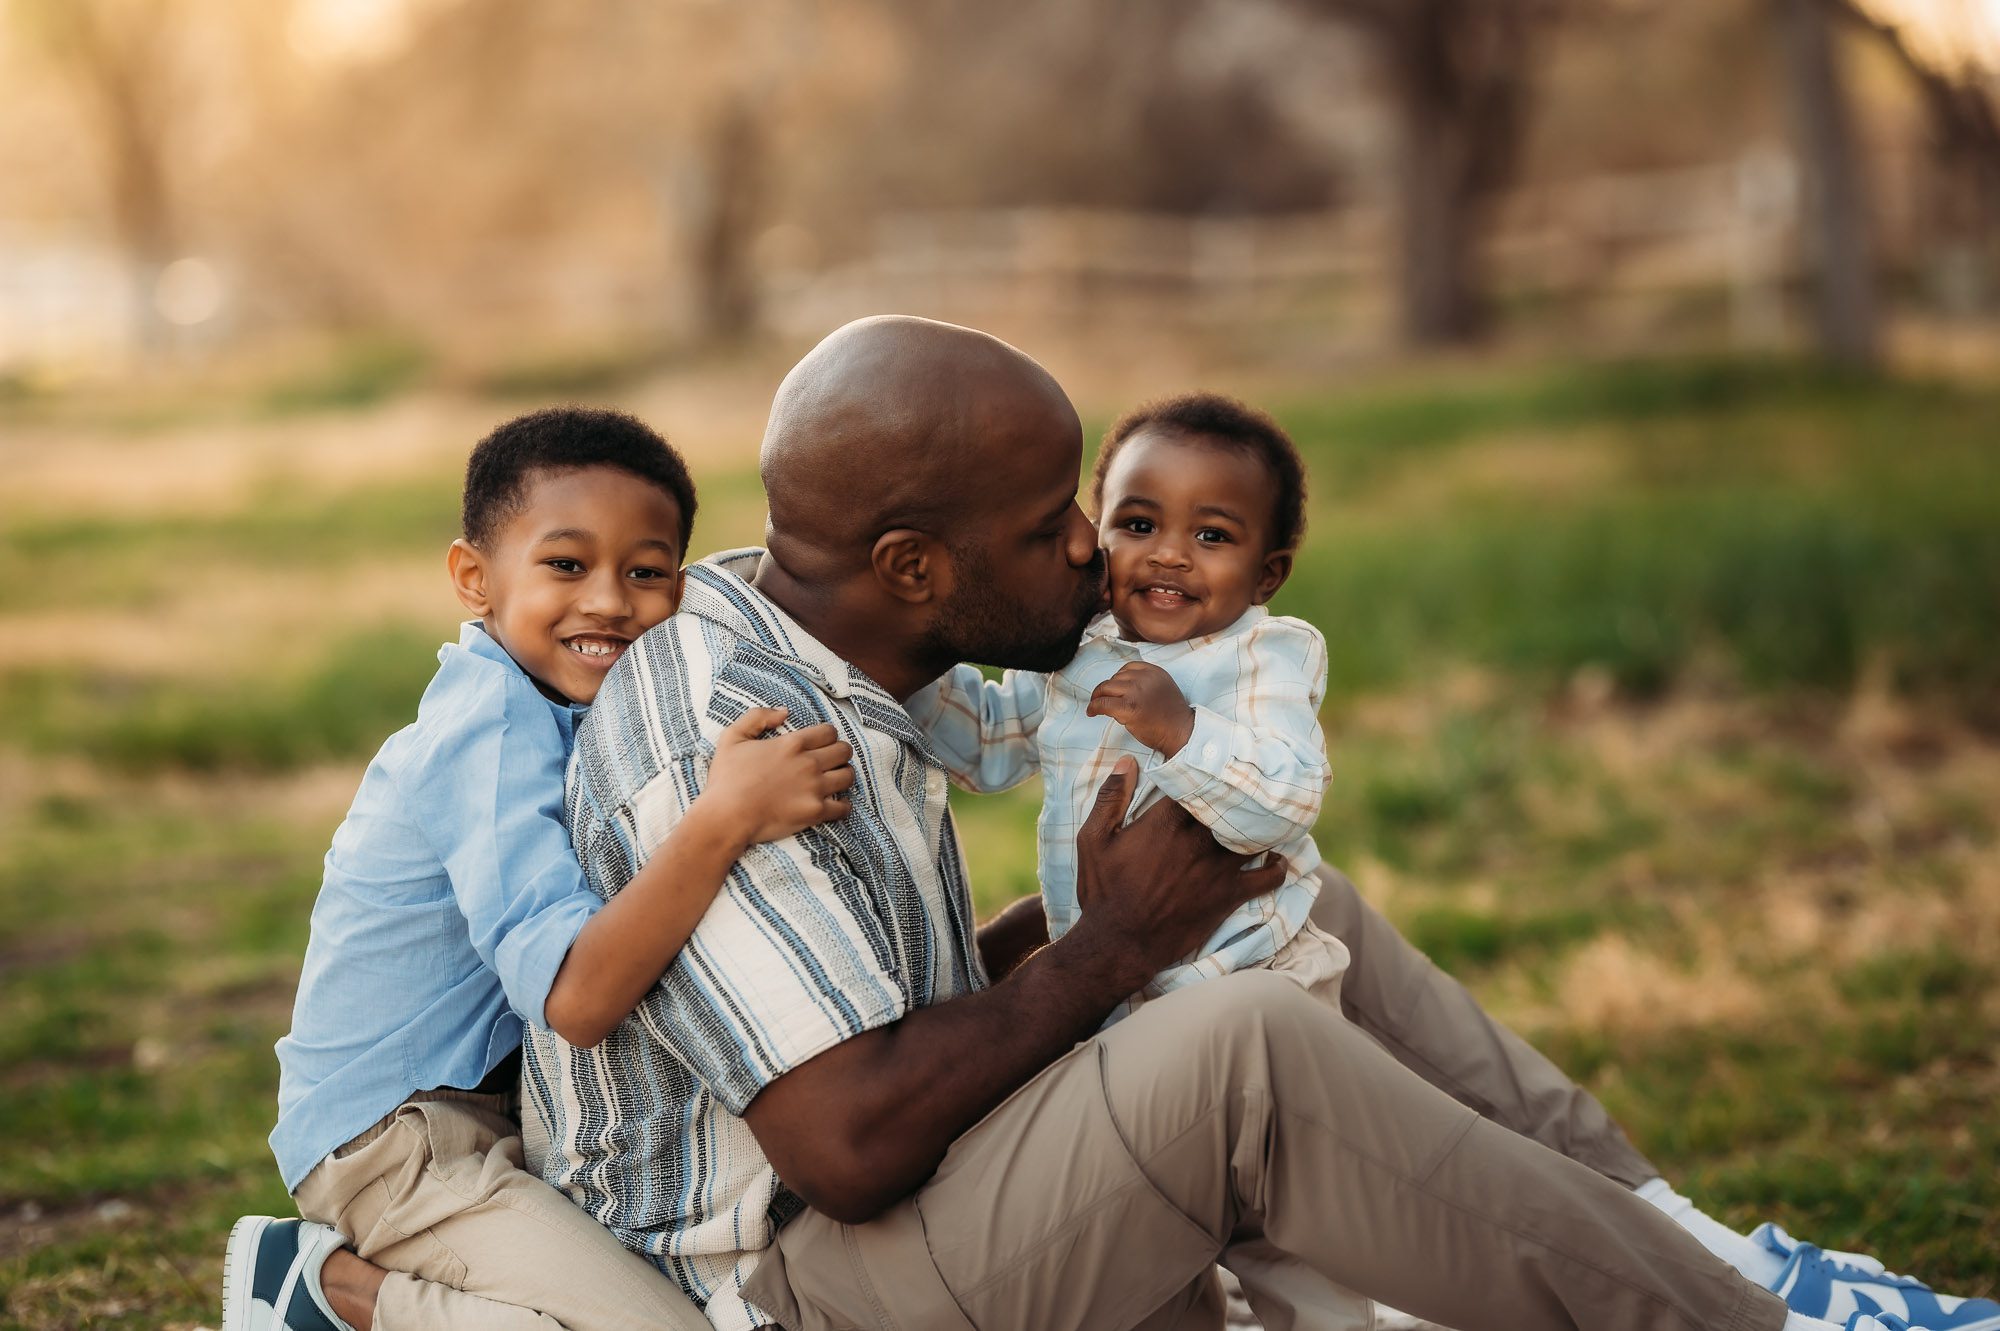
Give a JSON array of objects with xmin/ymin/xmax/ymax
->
[
  {"xmin": 447, "ymin": 465, "xmax": 685, "ymax": 704},
  {"xmin": 1097, "ymin": 429, "xmax": 1293, "ymax": 644}
]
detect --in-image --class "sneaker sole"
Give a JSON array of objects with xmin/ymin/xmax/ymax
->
[{"xmin": 221, "ymin": 1215, "xmax": 273, "ymax": 1331}]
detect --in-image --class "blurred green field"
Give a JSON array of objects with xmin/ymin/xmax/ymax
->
[{"xmin": 3, "ymin": 357, "xmax": 1997, "ymax": 1328}]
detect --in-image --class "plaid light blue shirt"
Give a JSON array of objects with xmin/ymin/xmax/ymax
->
[
  {"xmin": 907, "ymin": 607, "xmax": 1329, "ymax": 1012},
  {"xmin": 521, "ymin": 550, "xmax": 984, "ymax": 1331}
]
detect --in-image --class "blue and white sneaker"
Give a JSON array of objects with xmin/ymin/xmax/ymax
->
[
  {"xmin": 1845, "ymin": 1314, "xmax": 1918, "ymax": 1331},
  {"xmin": 1759, "ymin": 1223, "xmax": 2000, "ymax": 1331},
  {"xmin": 221, "ymin": 1216, "xmax": 353, "ymax": 1331}
]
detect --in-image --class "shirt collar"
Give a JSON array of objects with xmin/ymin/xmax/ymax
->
[
  {"xmin": 1078, "ymin": 604, "xmax": 1268, "ymax": 657},
  {"xmin": 452, "ymin": 620, "xmax": 589, "ymax": 718},
  {"xmin": 674, "ymin": 550, "xmax": 870, "ymax": 697},
  {"xmin": 678, "ymin": 549, "xmax": 939, "ymax": 760}
]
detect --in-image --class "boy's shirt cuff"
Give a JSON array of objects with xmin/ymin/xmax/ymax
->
[
  {"xmin": 1146, "ymin": 704, "xmax": 1234, "ymax": 803},
  {"xmin": 498, "ymin": 888, "xmax": 604, "ymax": 1032}
]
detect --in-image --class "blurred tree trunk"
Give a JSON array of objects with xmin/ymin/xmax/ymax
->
[
  {"xmin": 689, "ymin": 96, "xmax": 764, "ymax": 342},
  {"xmin": 1774, "ymin": 0, "xmax": 1879, "ymax": 367},
  {"xmin": 22, "ymin": 0, "xmax": 182, "ymax": 352},
  {"xmin": 1293, "ymin": 0, "xmax": 1555, "ymax": 347},
  {"xmin": 1825, "ymin": 0, "xmax": 2000, "ymax": 318}
]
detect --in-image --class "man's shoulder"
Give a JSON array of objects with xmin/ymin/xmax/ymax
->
[{"xmin": 581, "ymin": 611, "xmax": 845, "ymax": 773}]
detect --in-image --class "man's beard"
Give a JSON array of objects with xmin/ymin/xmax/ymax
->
[{"xmin": 920, "ymin": 542, "xmax": 1105, "ymax": 675}]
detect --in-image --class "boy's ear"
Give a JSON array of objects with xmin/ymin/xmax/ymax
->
[
  {"xmin": 447, "ymin": 538, "xmax": 493, "ymax": 617},
  {"xmin": 1253, "ymin": 549, "xmax": 1294, "ymax": 606},
  {"xmin": 870, "ymin": 529, "xmax": 941, "ymax": 605}
]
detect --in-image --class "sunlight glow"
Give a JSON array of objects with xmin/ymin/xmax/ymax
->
[
  {"xmin": 1861, "ymin": 0, "xmax": 2000, "ymax": 71},
  {"xmin": 287, "ymin": 0, "xmax": 416, "ymax": 67}
]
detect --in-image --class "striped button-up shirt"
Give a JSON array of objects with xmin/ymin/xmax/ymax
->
[
  {"xmin": 520, "ymin": 550, "xmax": 984, "ymax": 1331},
  {"xmin": 907, "ymin": 606, "xmax": 1329, "ymax": 1013}
]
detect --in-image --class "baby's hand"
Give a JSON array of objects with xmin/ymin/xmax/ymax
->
[
  {"xmin": 705, "ymin": 706, "xmax": 855, "ymax": 850},
  {"xmin": 1087, "ymin": 662, "xmax": 1195, "ymax": 757}
]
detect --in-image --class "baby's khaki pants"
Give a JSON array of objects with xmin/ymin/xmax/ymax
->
[{"xmin": 293, "ymin": 1087, "xmax": 708, "ymax": 1331}]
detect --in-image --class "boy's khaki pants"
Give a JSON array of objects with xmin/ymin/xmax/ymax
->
[
  {"xmin": 743, "ymin": 867, "xmax": 1788, "ymax": 1331},
  {"xmin": 293, "ymin": 1088, "xmax": 709, "ymax": 1331}
]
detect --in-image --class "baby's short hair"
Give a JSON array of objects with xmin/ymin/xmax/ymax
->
[
  {"xmin": 461, "ymin": 407, "xmax": 697, "ymax": 554},
  {"xmin": 1092, "ymin": 393, "xmax": 1307, "ymax": 553}
]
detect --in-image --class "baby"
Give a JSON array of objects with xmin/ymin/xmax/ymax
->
[{"xmin": 910, "ymin": 392, "xmax": 1347, "ymax": 1018}]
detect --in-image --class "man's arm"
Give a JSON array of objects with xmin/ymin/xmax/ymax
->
[
  {"xmin": 742, "ymin": 758, "xmax": 1284, "ymax": 1224},
  {"xmin": 974, "ymin": 892, "xmax": 1049, "ymax": 981}
]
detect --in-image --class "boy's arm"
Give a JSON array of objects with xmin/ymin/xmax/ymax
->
[
  {"xmin": 544, "ymin": 707, "xmax": 854, "ymax": 1047},
  {"xmin": 1129, "ymin": 619, "xmax": 1331, "ymax": 856},
  {"xmin": 418, "ymin": 681, "xmax": 850, "ymax": 1048},
  {"xmin": 905, "ymin": 664, "xmax": 1048, "ymax": 793}
]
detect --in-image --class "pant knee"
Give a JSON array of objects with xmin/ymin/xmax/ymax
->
[{"xmin": 1128, "ymin": 971, "xmax": 1340, "ymax": 1097}]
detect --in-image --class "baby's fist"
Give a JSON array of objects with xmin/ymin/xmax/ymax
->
[{"xmin": 1086, "ymin": 661, "xmax": 1194, "ymax": 756}]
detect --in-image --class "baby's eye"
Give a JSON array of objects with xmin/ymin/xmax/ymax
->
[
  {"xmin": 1121, "ymin": 517, "xmax": 1155, "ymax": 535},
  {"xmin": 1196, "ymin": 528, "xmax": 1230, "ymax": 545},
  {"xmin": 544, "ymin": 558, "xmax": 584, "ymax": 574}
]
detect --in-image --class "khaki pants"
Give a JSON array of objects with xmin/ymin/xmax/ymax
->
[
  {"xmin": 294, "ymin": 1090, "xmax": 709, "ymax": 1331},
  {"xmin": 1306, "ymin": 865, "xmax": 1657, "ymax": 1189},
  {"xmin": 743, "ymin": 869, "xmax": 1784, "ymax": 1331}
]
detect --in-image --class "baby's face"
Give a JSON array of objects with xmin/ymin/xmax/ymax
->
[
  {"xmin": 471, "ymin": 465, "xmax": 685, "ymax": 704},
  {"xmin": 1096, "ymin": 430, "xmax": 1290, "ymax": 644}
]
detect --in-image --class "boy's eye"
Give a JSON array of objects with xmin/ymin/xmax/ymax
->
[
  {"xmin": 544, "ymin": 558, "xmax": 584, "ymax": 574},
  {"xmin": 628, "ymin": 567, "xmax": 670, "ymax": 582}
]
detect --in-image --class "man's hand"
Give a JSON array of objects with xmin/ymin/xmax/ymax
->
[
  {"xmin": 1069, "ymin": 756, "xmax": 1285, "ymax": 993},
  {"xmin": 740, "ymin": 758, "xmax": 1279, "ymax": 1225},
  {"xmin": 1087, "ymin": 662, "xmax": 1195, "ymax": 756}
]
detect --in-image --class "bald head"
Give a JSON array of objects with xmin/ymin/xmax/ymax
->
[{"xmin": 760, "ymin": 316, "xmax": 1080, "ymax": 580}]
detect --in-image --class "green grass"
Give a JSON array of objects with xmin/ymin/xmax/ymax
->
[
  {"xmin": 0, "ymin": 626, "xmax": 442, "ymax": 774},
  {"xmin": 6, "ymin": 354, "xmax": 2000, "ymax": 1327}
]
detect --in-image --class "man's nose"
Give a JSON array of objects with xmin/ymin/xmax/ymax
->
[{"xmin": 1065, "ymin": 504, "xmax": 1097, "ymax": 566}]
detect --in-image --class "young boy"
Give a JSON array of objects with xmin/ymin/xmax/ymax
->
[
  {"xmin": 909, "ymin": 391, "xmax": 1348, "ymax": 1022},
  {"xmin": 224, "ymin": 408, "xmax": 854, "ymax": 1331}
]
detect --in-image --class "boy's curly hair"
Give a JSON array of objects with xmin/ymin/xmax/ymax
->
[
  {"xmin": 1091, "ymin": 393, "xmax": 1307, "ymax": 553},
  {"xmin": 462, "ymin": 407, "xmax": 697, "ymax": 554}
]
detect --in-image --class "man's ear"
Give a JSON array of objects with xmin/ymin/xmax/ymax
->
[
  {"xmin": 447, "ymin": 538, "xmax": 492, "ymax": 617},
  {"xmin": 870, "ymin": 529, "xmax": 943, "ymax": 605},
  {"xmin": 1252, "ymin": 549, "xmax": 1294, "ymax": 606}
]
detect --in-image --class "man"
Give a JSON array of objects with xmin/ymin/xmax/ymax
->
[{"xmin": 521, "ymin": 317, "xmax": 1951, "ymax": 1331}]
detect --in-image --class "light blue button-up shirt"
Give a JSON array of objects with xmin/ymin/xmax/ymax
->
[{"xmin": 271, "ymin": 621, "xmax": 602, "ymax": 1190}]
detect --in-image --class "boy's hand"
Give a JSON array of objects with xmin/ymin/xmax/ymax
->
[
  {"xmin": 706, "ymin": 707, "xmax": 855, "ymax": 851},
  {"xmin": 1087, "ymin": 662, "xmax": 1195, "ymax": 756}
]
